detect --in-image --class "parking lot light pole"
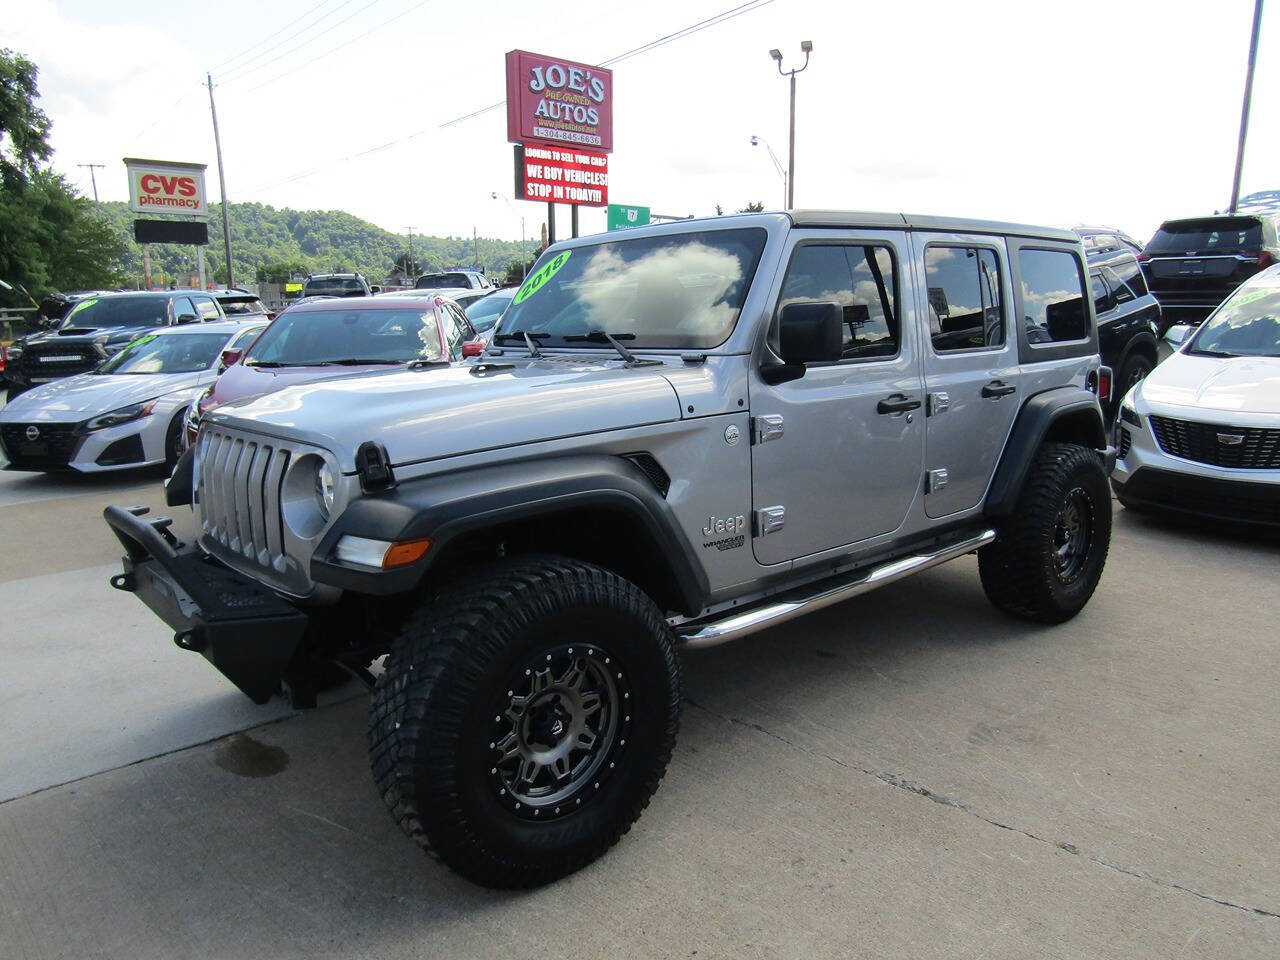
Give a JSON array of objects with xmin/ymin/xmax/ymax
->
[
  {"xmin": 751, "ymin": 135, "xmax": 787, "ymax": 209},
  {"xmin": 1228, "ymin": 0, "xmax": 1264, "ymax": 214},
  {"xmin": 770, "ymin": 42, "xmax": 812, "ymax": 209}
]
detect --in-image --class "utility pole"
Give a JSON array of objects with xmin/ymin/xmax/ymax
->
[
  {"xmin": 770, "ymin": 42, "xmax": 813, "ymax": 209},
  {"xmin": 1228, "ymin": 0, "xmax": 1264, "ymax": 214},
  {"xmin": 405, "ymin": 225, "xmax": 417, "ymax": 282},
  {"xmin": 207, "ymin": 74, "xmax": 234, "ymax": 288},
  {"xmin": 77, "ymin": 163, "xmax": 105, "ymax": 203},
  {"xmin": 473, "ymin": 226, "xmax": 479, "ymax": 271}
]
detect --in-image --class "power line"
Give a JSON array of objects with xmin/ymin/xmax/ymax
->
[
  {"xmin": 206, "ymin": 0, "xmax": 350, "ymax": 75},
  {"xmin": 218, "ymin": 0, "xmax": 386, "ymax": 86},
  {"xmin": 239, "ymin": 0, "xmax": 777, "ymax": 197},
  {"xmin": 238, "ymin": 0, "xmax": 438, "ymax": 95},
  {"xmin": 128, "ymin": 81, "xmax": 208, "ymax": 141}
]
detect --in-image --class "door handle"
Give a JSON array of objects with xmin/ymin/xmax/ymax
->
[
  {"xmin": 877, "ymin": 394, "xmax": 922, "ymax": 414},
  {"xmin": 981, "ymin": 380, "xmax": 1017, "ymax": 399}
]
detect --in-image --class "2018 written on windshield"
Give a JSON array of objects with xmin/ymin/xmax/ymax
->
[{"xmin": 521, "ymin": 146, "xmax": 608, "ymax": 206}]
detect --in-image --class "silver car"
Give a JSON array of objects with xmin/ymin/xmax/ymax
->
[
  {"xmin": 1112, "ymin": 263, "xmax": 1280, "ymax": 527},
  {"xmin": 0, "ymin": 321, "xmax": 265, "ymax": 473}
]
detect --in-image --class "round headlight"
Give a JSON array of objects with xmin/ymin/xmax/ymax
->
[{"xmin": 316, "ymin": 461, "xmax": 337, "ymax": 516}]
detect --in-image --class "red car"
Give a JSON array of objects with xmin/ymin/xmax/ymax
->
[{"xmin": 183, "ymin": 295, "xmax": 477, "ymax": 449}]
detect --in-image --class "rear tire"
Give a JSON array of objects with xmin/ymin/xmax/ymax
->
[
  {"xmin": 1112, "ymin": 353, "xmax": 1152, "ymax": 420},
  {"xmin": 368, "ymin": 556, "xmax": 680, "ymax": 888},
  {"xmin": 979, "ymin": 442, "xmax": 1111, "ymax": 624}
]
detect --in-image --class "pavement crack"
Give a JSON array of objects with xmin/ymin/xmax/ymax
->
[{"xmin": 683, "ymin": 697, "xmax": 1280, "ymax": 922}]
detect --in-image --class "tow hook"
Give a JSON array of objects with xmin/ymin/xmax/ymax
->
[{"xmin": 174, "ymin": 629, "xmax": 206, "ymax": 653}]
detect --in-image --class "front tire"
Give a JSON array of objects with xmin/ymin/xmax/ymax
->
[
  {"xmin": 979, "ymin": 442, "xmax": 1111, "ymax": 624},
  {"xmin": 368, "ymin": 556, "xmax": 681, "ymax": 888}
]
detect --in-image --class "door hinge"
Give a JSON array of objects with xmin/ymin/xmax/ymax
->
[
  {"xmin": 927, "ymin": 392, "xmax": 950, "ymax": 416},
  {"xmin": 754, "ymin": 505, "xmax": 786, "ymax": 537},
  {"xmin": 926, "ymin": 468, "xmax": 949, "ymax": 493},
  {"xmin": 751, "ymin": 414, "xmax": 785, "ymax": 445}
]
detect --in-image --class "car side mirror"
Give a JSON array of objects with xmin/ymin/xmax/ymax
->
[
  {"xmin": 1163, "ymin": 323, "xmax": 1193, "ymax": 348},
  {"xmin": 762, "ymin": 302, "xmax": 843, "ymax": 385},
  {"xmin": 461, "ymin": 340, "xmax": 484, "ymax": 358},
  {"xmin": 370, "ymin": 286, "xmax": 381, "ymax": 295},
  {"xmin": 176, "ymin": 312, "xmax": 198, "ymax": 325}
]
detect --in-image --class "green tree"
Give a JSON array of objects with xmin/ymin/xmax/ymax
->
[{"xmin": 0, "ymin": 48, "xmax": 51, "ymax": 188}]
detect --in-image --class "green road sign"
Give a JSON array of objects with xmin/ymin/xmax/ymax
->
[{"xmin": 607, "ymin": 204, "xmax": 651, "ymax": 231}]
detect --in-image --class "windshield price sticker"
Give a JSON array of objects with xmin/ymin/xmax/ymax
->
[{"xmin": 514, "ymin": 250, "xmax": 571, "ymax": 305}]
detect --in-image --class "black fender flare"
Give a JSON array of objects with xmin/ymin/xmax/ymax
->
[
  {"xmin": 1114, "ymin": 330, "xmax": 1159, "ymax": 375},
  {"xmin": 984, "ymin": 387, "xmax": 1107, "ymax": 517},
  {"xmin": 310, "ymin": 454, "xmax": 709, "ymax": 614}
]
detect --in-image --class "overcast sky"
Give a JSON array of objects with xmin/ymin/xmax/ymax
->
[{"xmin": 5, "ymin": 0, "xmax": 1277, "ymax": 246}]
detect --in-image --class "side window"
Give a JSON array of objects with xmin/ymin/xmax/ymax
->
[
  {"xmin": 228, "ymin": 325, "xmax": 265, "ymax": 350},
  {"xmin": 1089, "ymin": 270, "xmax": 1115, "ymax": 316},
  {"xmin": 1106, "ymin": 257, "xmax": 1145, "ymax": 299},
  {"xmin": 777, "ymin": 243, "xmax": 898, "ymax": 360},
  {"xmin": 924, "ymin": 246, "xmax": 1004, "ymax": 351},
  {"xmin": 196, "ymin": 297, "xmax": 220, "ymax": 320},
  {"xmin": 1020, "ymin": 249, "xmax": 1088, "ymax": 344},
  {"xmin": 438, "ymin": 304, "xmax": 467, "ymax": 359},
  {"xmin": 173, "ymin": 296, "xmax": 196, "ymax": 322},
  {"xmin": 449, "ymin": 302, "xmax": 475, "ymax": 341}
]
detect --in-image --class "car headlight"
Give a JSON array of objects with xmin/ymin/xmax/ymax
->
[
  {"xmin": 1119, "ymin": 396, "xmax": 1141, "ymax": 428},
  {"xmin": 315, "ymin": 460, "xmax": 337, "ymax": 517},
  {"xmin": 84, "ymin": 399, "xmax": 158, "ymax": 432}
]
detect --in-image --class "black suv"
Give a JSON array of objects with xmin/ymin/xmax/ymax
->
[
  {"xmin": 1139, "ymin": 213, "xmax": 1280, "ymax": 328},
  {"xmin": 300, "ymin": 273, "xmax": 373, "ymax": 298},
  {"xmin": 3, "ymin": 290, "xmax": 225, "ymax": 397},
  {"xmin": 1088, "ymin": 248, "xmax": 1161, "ymax": 421}
]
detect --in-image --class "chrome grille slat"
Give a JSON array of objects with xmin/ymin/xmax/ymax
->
[
  {"xmin": 222, "ymin": 438, "xmax": 245, "ymax": 551},
  {"xmin": 232, "ymin": 441, "xmax": 256, "ymax": 557},
  {"xmin": 246, "ymin": 444, "xmax": 270, "ymax": 566},
  {"xmin": 265, "ymin": 449, "xmax": 290, "ymax": 572}
]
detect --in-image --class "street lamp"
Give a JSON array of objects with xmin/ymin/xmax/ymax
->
[
  {"xmin": 491, "ymin": 192, "xmax": 527, "ymax": 280},
  {"xmin": 770, "ymin": 41, "xmax": 812, "ymax": 209},
  {"xmin": 751, "ymin": 135, "xmax": 787, "ymax": 209}
]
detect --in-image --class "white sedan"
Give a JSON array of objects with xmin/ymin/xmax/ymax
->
[
  {"xmin": 0, "ymin": 321, "xmax": 265, "ymax": 474},
  {"xmin": 1112, "ymin": 263, "xmax": 1280, "ymax": 528}
]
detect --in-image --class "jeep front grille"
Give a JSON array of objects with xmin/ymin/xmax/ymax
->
[
  {"xmin": 198, "ymin": 427, "xmax": 292, "ymax": 575},
  {"xmin": 1148, "ymin": 415, "xmax": 1280, "ymax": 469}
]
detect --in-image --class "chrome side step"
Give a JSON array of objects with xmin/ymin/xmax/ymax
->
[{"xmin": 676, "ymin": 529, "xmax": 997, "ymax": 650}]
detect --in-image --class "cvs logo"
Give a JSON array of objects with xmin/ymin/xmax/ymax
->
[{"xmin": 139, "ymin": 174, "xmax": 197, "ymax": 197}]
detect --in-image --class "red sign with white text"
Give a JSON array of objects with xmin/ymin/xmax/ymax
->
[
  {"xmin": 517, "ymin": 144, "xmax": 609, "ymax": 207},
  {"xmin": 506, "ymin": 50, "xmax": 613, "ymax": 152}
]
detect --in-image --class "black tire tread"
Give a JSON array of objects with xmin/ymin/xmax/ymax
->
[
  {"xmin": 979, "ymin": 442, "xmax": 1111, "ymax": 624},
  {"xmin": 367, "ymin": 555, "xmax": 680, "ymax": 888}
]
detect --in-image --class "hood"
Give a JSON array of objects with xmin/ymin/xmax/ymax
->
[
  {"xmin": 1142, "ymin": 351, "xmax": 1280, "ymax": 416},
  {"xmin": 211, "ymin": 355, "xmax": 682, "ymax": 470},
  {"xmin": 0, "ymin": 371, "xmax": 202, "ymax": 421},
  {"xmin": 209, "ymin": 360, "xmax": 399, "ymax": 407},
  {"xmin": 28, "ymin": 324, "xmax": 154, "ymax": 345}
]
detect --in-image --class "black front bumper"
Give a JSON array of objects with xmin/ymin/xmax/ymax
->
[
  {"xmin": 1112, "ymin": 467, "xmax": 1280, "ymax": 529},
  {"xmin": 104, "ymin": 505, "xmax": 309, "ymax": 703}
]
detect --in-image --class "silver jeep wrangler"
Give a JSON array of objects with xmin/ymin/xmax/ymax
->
[{"xmin": 106, "ymin": 211, "xmax": 1116, "ymax": 888}]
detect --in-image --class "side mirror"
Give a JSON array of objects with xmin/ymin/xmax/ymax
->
[
  {"xmin": 176, "ymin": 312, "xmax": 198, "ymax": 325},
  {"xmin": 219, "ymin": 347, "xmax": 243, "ymax": 371},
  {"xmin": 1163, "ymin": 323, "xmax": 1193, "ymax": 348},
  {"xmin": 369, "ymin": 285, "xmax": 381, "ymax": 295},
  {"xmin": 779, "ymin": 302, "xmax": 843, "ymax": 364},
  {"xmin": 36, "ymin": 316, "xmax": 53, "ymax": 330},
  {"xmin": 461, "ymin": 340, "xmax": 485, "ymax": 358}
]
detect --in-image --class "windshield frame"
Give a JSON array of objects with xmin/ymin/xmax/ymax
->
[{"xmin": 495, "ymin": 226, "xmax": 770, "ymax": 351}]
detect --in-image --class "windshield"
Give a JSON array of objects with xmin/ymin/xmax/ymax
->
[
  {"xmin": 97, "ymin": 333, "xmax": 228, "ymax": 374},
  {"xmin": 1187, "ymin": 287, "xmax": 1280, "ymax": 358},
  {"xmin": 417, "ymin": 273, "xmax": 471, "ymax": 289},
  {"xmin": 465, "ymin": 292, "xmax": 513, "ymax": 333},
  {"xmin": 219, "ymin": 298, "xmax": 267, "ymax": 315},
  {"xmin": 1146, "ymin": 218, "xmax": 1262, "ymax": 255},
  {"xmin": 62, "ymin": 296, "xmax": 168, "ymax": 329},
  {"xmin": 302, "ymin": 277, "xmax": 365, "ymax": 297},
  {"xmin": 497, "ymin": 228, "xmax": 768, "ymax": 349},
  {"xmin": 244, "ymin": 307, "xmax": 446, "ymax": 365}
]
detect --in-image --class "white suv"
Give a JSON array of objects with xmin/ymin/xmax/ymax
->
[{"xmin": 1112, "ymin": 263, "xmax": 1280, "ymax": 527}]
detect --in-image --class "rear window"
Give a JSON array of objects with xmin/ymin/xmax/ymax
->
[
  {"xmin": 218, "ymin": 297, "xmax": 267, "ymax": 315},
  {"xmin": 416, "ymin": 273, "xmax": 471, "ymax": 289},
  {"xmin": 1146, "ymin": 218, "xmax": 1262, "ymax": 255},
  {"xmin": 302, "ymin": 277, "xmax": 366, "ymax": 297}
]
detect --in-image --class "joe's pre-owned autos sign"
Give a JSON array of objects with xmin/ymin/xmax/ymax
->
[
  {"xmin": 123, "ymin": 158, "xmax": 208, "ymax": 216},
  {"xmin": 506, "ymin": 50, "xmax": 613, "ymax": 152}
]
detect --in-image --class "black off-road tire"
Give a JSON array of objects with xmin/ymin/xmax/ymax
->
[
  {"xmin": 979, "ymin": 442, "xmax": 1111, "ymax": 624},
  {"xmin": 368, "ymin": 556, "xmax": 681, "ymax": 888}
]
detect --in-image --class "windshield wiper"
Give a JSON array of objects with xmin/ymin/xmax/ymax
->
[
  {"xmin": 1186, "ymin": 348, "xmax": 1237, "ymax": 358},
  {"xmin": 325, "ymin": 358, "xmax": 405, "ymax": 366},
  {"xmin": 245, "ymin": 360, "xmax": 287, "ymax": 368},
  {"xmin": 492, "ymin": 330, "xmax": 550, "ymax": 357},
  {"xmin": 563, "ymin": 330, "xmax": 662, "ymax": 367}
]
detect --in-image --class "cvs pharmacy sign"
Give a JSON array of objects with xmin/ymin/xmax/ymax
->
[{"xmin": 124, "ymin": 158, "xmax": 208, "ymax": 216}]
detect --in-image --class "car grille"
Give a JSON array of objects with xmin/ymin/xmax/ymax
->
[
  {"xmin": 0, "ymin": 423, "xmax": 82, "ymax": 469},
  {"xmin": 20, "ymin": 345, "xmax": 100, "ymax": 381},
  {"xmin": 197, "ymin": 427, "xmax": 294, "ymax": 576},
  {"xmin": 1149, "ymin": 416, "xmax": 1280, "ymax": 469},
  {"xmin": 1117, "ymin": 425, "xmax": 1133, "ymax": 460}
]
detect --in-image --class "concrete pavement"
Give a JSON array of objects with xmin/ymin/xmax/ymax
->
[{"xmin": 0, "ymin": 465, "xmax": 1277, "ymax": 958}]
